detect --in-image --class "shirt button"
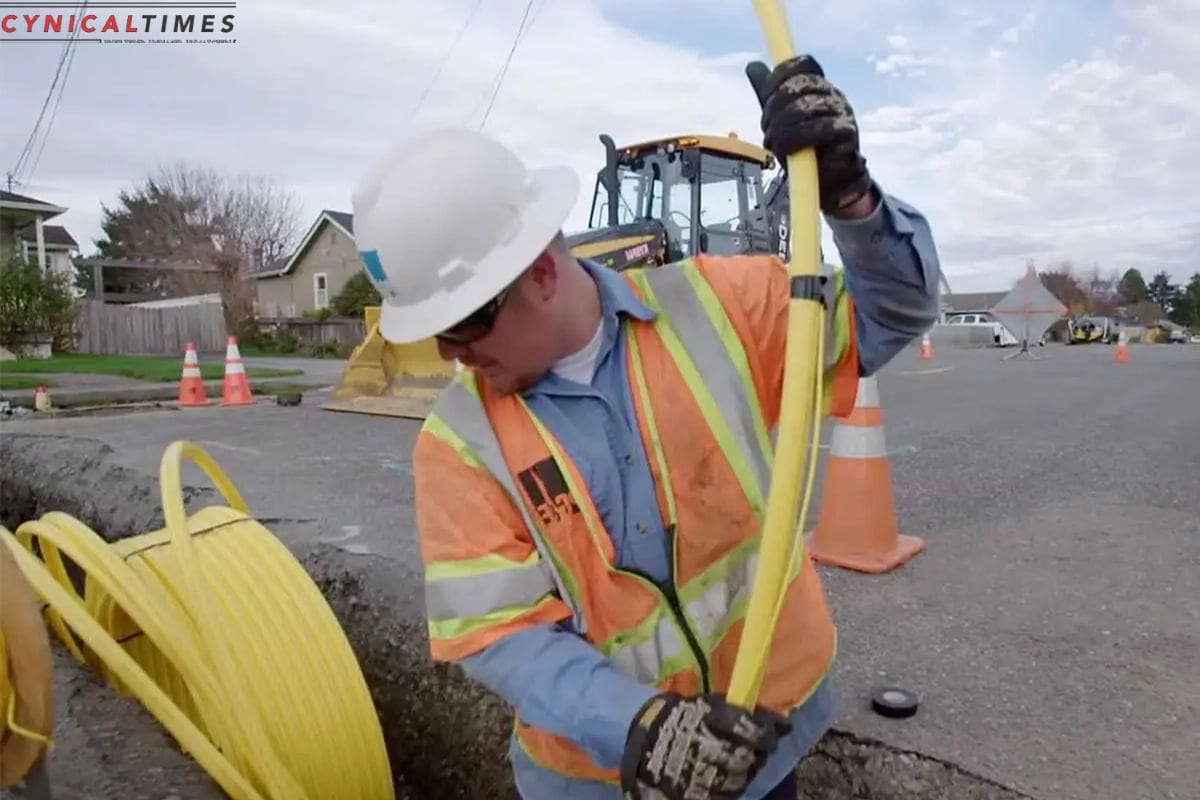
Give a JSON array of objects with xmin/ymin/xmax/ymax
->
[
  {"xmin": 624, "ymin": 455, "xmax": 633, "ymax": 465},
  {"xmin": 636, "ymin": 522, "xmax": 648, "ymax": 534}
]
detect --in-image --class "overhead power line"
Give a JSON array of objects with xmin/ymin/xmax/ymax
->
[
  {"xmin": 412, "ymin": 0, "xmax": 484, "ymax": 122},
  {"xmin": 478, "ymin": 0, "xmax": 538, "ymax": 129},
  {"xmin": 27, "ymin": 13, "xmax": 83, "ymax": 183},
  {"xmin": 8, "ymin": 0, "xmax": 86, "ymax": 188}
]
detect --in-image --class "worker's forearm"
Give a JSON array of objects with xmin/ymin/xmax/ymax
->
[
  {"xmin": 458, "ymin": 623, "xmax": 657, "ymax": 767},
  {"xmin": 825, "ymin": 183, "xmax": 942, "ymax": 374}
]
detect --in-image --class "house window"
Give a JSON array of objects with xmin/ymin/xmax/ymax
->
[{"xmin": 314, "ymin": 272, "xmax": 329, "ymax": 309}]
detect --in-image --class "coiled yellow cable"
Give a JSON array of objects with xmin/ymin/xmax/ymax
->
[{"xmin": 0, "ymin": 440, "xmax": 394, "ymax": 800}]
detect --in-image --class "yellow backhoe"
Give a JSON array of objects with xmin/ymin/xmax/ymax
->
[{"xmin": 322, "ymin": 127, "xmax": 790, "ymax": 419}]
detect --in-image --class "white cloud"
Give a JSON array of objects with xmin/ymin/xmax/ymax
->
[
  {"xmin": 3, "ymin": 0, "xmax": 770, "ymax": 253},
  {"xmin": 1001, "ymin": 9, "xmax": 1037, "ymax": 44},
  {"xmin": 1, "ymin": 0, "xmax": 1196, "ymax": 293},
  {"xmin": 853, "ymin": 0, "xmax": 1200, "ymax": 289},
  {"xmin": 870, "ymin": 51, "xmax": 942, "ymax": 76}
]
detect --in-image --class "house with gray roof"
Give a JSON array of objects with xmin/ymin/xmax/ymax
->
[{"xmin": 252, "ymin": 209, "xmax": 359, "ymax": 318}]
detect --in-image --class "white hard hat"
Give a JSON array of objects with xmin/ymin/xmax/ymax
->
[{"xmin": 352, "ymin": 127, "xmax": 580, "ymax": 344}]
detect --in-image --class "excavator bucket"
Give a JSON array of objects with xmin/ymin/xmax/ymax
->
[{"xmin": 320, "ymin": 307, "xmax": 455, "ymax": 419}]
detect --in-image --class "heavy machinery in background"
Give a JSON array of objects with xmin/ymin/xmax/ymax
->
[
  {"xmin": 566, "ymin": 132, "xmax": 789, "ymax": 268},
  {"xmin": 322, "ymin": 130, "xmax": 794, "ymax": 419},
  {"xmin": 1066, "ymin": 315, "xmax": 1120, "ymax": 344}
]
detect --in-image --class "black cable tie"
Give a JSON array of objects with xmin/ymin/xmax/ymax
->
[{"xmin": 790, "ymin": 275, "xmax": 828, "ymax": 306}]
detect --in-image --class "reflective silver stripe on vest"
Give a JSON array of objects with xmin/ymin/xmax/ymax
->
[
  {"xmin": 607, "ymin": 614, "xmax": 690, "ymax": 684},
  {"xmin": 425, "ymin": 562, "xmax": 557, "ymax": 622},
  {"xmin": 639, "ymin": 266, "xmax": 773, "ymax": 497},
  {"xmin": 684, "ymin": 549, "xmax": 758, "ymax": 647},
  {"xmin": 431, "ymin": 377, "xmax": 584, "ymax": 630}
]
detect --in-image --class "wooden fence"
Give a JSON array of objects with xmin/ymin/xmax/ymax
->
[
  {"xmin": 259, "ymin": 317, "xmax": 366, "ymax": 348},
  {"xmin": 75, "ymin": 300, "xmax": 227, "ymax": 355}
]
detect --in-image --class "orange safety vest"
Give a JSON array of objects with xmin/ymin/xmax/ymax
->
[{"xmin": 413, "ymin": 253, "xmax": 860, "ymax": 786}]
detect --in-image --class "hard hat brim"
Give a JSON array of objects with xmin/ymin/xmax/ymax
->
[{"xmin": 376, "ymin": 164, "xmax": 580, "ymax": 345}]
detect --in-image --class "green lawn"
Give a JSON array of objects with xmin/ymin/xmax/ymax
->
[
  {"xmin": 0, "ymin": 374, "xmax": 55, "ymax": 390},
  {"xmin": 0, "ymin": 354, "xmax": 302, "ymax": 383}
]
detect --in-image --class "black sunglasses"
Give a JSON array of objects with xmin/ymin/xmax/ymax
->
[{"xmin": 434, "ymin": 282, "xmax": 516, "ymax": 346}]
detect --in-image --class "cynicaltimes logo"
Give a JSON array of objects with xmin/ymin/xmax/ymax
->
[{"xmin": 1, "ymin": 2, "xmax": 237, "ymax": 45}]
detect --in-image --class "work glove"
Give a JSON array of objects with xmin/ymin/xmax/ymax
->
[
  {"xmin": 619, "ymin": 691, "xmax": 792, "ymax": 800},
  {"xmin": 758, "ymin": 54, "xmax": 873, "ymax": 215}
]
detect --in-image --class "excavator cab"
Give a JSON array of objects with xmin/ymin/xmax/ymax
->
[{"xmin": 566, "ymin": 133, "xmax": 786, "ymax": 270}]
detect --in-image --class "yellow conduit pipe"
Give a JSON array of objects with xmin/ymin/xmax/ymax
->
[
  {"xmin": 727, "ymin": 0, "xmax": 829, "ymax": 709},
  {"xmin": 0, "ymin": 542, "xmax": 55, "ymax": 788},
  {"xmin": 0, "ymin": 440, "xmax": 394, "ymax": 800}
]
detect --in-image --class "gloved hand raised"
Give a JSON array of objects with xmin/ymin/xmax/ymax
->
[
  {"xmin": 619, "ymin": 691, "xmax": 791, "ymax": 800},
  {"xmin": 758, "ymin": 54, "xmax": 873, "ymax": 215}
]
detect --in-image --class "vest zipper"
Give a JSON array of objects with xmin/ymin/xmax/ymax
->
[
  {"xmin": 618, "ymin": 323, "xmax": 711, "ymax": 691},
  {"xmin": 663, "ymin": 523, "xmax": 711, "ymax": 693},
  {"xmin": 659, "ymin": 580, "xmax": 712, "ymax": 694},
  {"xmin": 616, "ymin": 526, "xmax": 711, "ymax": 694}
]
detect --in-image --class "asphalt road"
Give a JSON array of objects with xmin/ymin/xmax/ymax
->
[{"xmin": 5, "ymin": 342, "xmax": 1198, "ymax": 800}]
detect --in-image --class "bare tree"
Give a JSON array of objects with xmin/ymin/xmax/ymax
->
[
  {"xmin": 151, "ymin": 163, "xmax": 302, "ymax": 272},
  {"xmin": 1038, "ymin": 260, "xmax": 1088, "ymax": 315},
  {"xmin": 96, "ymin": 163, "xmax": 302, "ymax": 330},
  {"xmin": 1083, "ymin": 263, "xmax": 1119, "ymax": 315}
]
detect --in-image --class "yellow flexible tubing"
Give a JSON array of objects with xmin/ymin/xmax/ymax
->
[
  {"xmin": 0, "ymin": 440, "xmax": 394, "ymax": 800},
  {"xmin": 1, "ymin": 541, "xmax": 55, "ymax": 788},
  {"xmin": 727, "ymin": 0, "xmax": 828, "ymax": 709}
]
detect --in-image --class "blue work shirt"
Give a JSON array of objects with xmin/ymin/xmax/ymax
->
[{"xmin": 459, "ymin": 187, "xmax": 942, "ymax": 799}]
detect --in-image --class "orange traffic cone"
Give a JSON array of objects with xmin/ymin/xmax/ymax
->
[
  {"xmin": 807, "ymin": 374, "xmax": 925, "ymax": 573},
  {"xmin": 920, "ymin": 332, "xmax": 934, "ymax": 360},
  {"xmin": 1114, "ymin": 330, "xmax": 1130, "ymax": 363},
  {"xmin": 220, "ymin": 336, "xmax": 254, "ymax": 406},
  {"xmin": 177, "ymin": 343, "xmax": 209, "ymax": 407}
]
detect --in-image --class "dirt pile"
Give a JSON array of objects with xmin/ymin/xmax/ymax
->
[{"xmin": 0, "ymin": 433, "xmax": 216, "ymax": 539}]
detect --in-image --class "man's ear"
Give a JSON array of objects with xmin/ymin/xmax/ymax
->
[{"xmin": 526, "ymin": 248, "xmax": 558, "ymax": 301}]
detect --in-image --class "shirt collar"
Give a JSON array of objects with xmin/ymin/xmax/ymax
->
[
  {"xmin": 579, "ymin": 258, "xmax": 657, "ymax": 326},
  {"xmin": 519, "ymin": 259, "xmax": 656, "ymax": 398}
]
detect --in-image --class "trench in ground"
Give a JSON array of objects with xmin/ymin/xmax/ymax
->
[{"xmin": 0, "ymin": 432, "xmax": 1033, "ymax": 800}]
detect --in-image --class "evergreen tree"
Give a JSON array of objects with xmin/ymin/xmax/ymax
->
[
  {"xmin": 1117, "ymin": 268, "xmax": 1148, "ymax": 303},
  {"xmin": 1147, "ymin": 271, "xmax": 1177, "ymax": 314}
]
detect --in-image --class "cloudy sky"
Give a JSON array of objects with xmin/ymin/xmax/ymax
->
[{"xmin": 3, "ymin": 0, "xmax": 1197, "ymax": 292}]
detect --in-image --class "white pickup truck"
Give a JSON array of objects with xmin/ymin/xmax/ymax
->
[{"xmin": 943, "ymin": 313, "xmax": 1022, "ymax": 346}]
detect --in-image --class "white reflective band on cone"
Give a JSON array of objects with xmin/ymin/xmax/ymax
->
[
  {"xmin": 830, "ymin": 425, "xmax": 887, "ymax": 459},
  {"xmin": 854, "ymin": 374, "xmax": 880, "ymax": 409}
]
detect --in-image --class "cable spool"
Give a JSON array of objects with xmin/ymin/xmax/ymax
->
[
  {"xmin": 0, "ymin": 542, "xmax": 55, "ymax": 788},
  {"xmin": 0, "ymin": 440, "xmax": 395, "ymax": 800}
]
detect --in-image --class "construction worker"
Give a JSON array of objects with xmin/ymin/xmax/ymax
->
[{"xmin": 353, "ymin": 56, "xmax": 941, "ymax": 800}]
